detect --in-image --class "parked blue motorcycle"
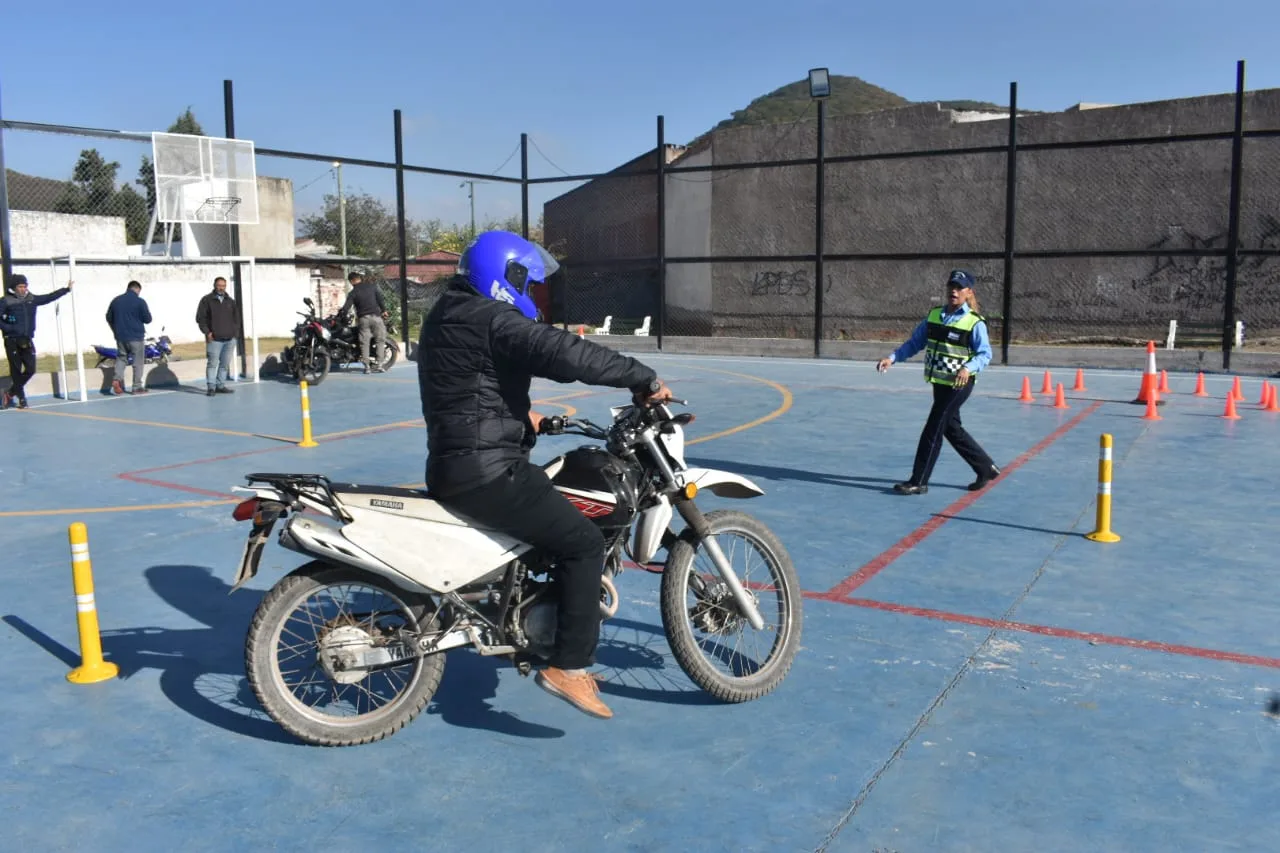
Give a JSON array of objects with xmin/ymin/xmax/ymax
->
[{"xmin": 93, "ymin": 328, "xmax": 175, "ymax": 369}]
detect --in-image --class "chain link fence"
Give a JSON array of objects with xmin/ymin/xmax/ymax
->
[{"xmin": 4, "ymin": 68, "xmax": 1279, "ymax": 371}]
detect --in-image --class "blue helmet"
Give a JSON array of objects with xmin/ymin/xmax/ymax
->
[{"xmin": 457, "ymin": 230, "xmax": 559, "ymax": 320}]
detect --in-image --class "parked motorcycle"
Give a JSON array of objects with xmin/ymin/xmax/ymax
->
[
  {"xmin": 321, "ymin": 310, "xmax": 400, "ymax": 373},
  {"xmin": 279, "ymin": 298, "xmax": 332, "ymax": 385},
  {"xmin": 93, "ymin": 328, "xmax": 174, "ymax": 369},
  {"xmin": 227, "ymin": 388, "xmax": 803, "ymax": 746}
]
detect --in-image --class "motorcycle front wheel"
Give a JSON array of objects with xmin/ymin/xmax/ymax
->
[
  {"xmin": 659, "ymin": 509, "xmax": 803, "ymax": 703},
  {"xmin": 296, "ymin": 346, "xmax": 330, "ymax": 386},
  {"xmin": 244, "ymin": 560, "xmax": 446, "ymax": 746}
]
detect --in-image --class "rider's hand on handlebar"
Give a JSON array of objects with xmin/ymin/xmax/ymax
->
[
  {"xmin": 529, "ymin": 411, "xmax": 547, "ymax": 434},
  {"xmin": 633, "ymin": 378, "xmax": 674, "ymax": 408}
]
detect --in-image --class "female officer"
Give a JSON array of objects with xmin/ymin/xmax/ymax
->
[{"xmin": 876, "ymin": 269, "xmax": 1000, "ymax": 495}]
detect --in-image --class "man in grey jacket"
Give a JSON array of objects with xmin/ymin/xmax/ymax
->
[{"xmin": 194, "ymin": 276, "xmax": 240, "ymax": 396}]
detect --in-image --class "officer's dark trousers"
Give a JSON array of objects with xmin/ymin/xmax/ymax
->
[
  {"xmin": 910, "ymin": 380, "xmax": 996, "ymax": 486},
  {"xmin": 4, "ymin": 337, "xmax": 36, "ymax": 398},
  {"xmin": 442, "ymin": 457, "xmax": 606, "ymax": 670}
]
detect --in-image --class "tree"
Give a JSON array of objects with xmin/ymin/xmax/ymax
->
[
  {"xmin": 51, "ymin": 149, "xmax": 150, "ymax": 244},
  {"xmin": 137, "ymin": 107, "xmax": 207, "ymax": 220},
  {"xmin": 298, "ymin": 191, "xmax": 403, "ymax": 260}
]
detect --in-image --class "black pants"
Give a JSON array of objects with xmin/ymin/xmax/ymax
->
[
  {"xmin": 441, "ymin": 457, "xmax": 606, "ymax": 670},
  {"xmin": 4, "ymin": 337, "xmax": 36, "ymax": 398},
  {"xmin": 910, "ymin": 380, "xmax": 997, "ymax": 486}
]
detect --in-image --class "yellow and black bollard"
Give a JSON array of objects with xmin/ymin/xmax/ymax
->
[
  {"xmin": 66, "ymin": 522, "xmax": 119, "ymax": 684},
  {"xmin": 298, "ymin": 380, "xmax": 319, "ymax": 448},
  {"xmin": 1084, "ymin": 434, "xmax": 1122, "ymax": 543}
]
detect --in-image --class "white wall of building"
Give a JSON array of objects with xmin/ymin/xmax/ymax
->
[{"xmin": 8, "ymin": 209, "xmax": 312, "ymax": 356}]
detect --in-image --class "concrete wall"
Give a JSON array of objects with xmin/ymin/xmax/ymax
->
[
  {"xmin": 549, "ymin": 89, "xmax": 1280, "ymax": 345},
  {"xmin": 8, "ymin": 206, "xmax": 312, "ymax": 355}
]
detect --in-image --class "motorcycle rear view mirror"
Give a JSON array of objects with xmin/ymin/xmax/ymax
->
[{"xmin": 303, "ymin": 297, "xmax": 314, "ymax": 308}]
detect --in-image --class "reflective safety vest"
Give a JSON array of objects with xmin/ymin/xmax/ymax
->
[{"xmin": 922, "ymin": 306, "xmax": 983, "ymax": 385}]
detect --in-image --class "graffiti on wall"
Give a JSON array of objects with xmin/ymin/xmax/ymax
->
[
  {"xmin": 735, "ymin": 269, "xmax": 835, "ymax": 300},
  {"xmin": 1130, "ymin": 217, "xmax": 1280, "ymax": 312}
]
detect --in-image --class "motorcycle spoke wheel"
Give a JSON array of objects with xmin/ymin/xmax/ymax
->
[
  {"xmin": 245, "ymin": 563, "xmax": 445, "ymax": 746},
  {"xmin": 659, "ymin": 509, "xmax": 803, "ymax": 703}
]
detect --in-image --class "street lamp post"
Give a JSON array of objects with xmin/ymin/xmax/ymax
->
[{"xmin": 460, "ymin": 180, "xmax": 478, "ymax": 240}]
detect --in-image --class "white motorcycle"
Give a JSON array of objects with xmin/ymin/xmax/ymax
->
[{"xmin": 228, "ymin": 392, "xmax": 803, "ymax": 746}]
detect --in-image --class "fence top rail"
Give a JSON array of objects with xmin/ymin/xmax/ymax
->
[
  {"xmin": 54, "ymin": 254, "xmax": 259, "ymax": 263},
  {"xmin": 2, "ymin": 118, "xmax": 152, "ymax": 143}
]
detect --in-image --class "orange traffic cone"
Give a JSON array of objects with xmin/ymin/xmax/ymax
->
[
  {"xmin": 1263, "ymin": 382, "xmax": 1280, "ymax": 413},
  {"xmin": 1158, "ymin": 369, "xmax": 1171, "ymax": 394},
  {"xmin": 577, "ymin": 325, "xmax": 585, "ymax": 338},
  {"xmin": 1132, "ymin": 340, "xmax": 1158, "ymax": 404},
  {"xmin": 1142, "ymin": 386, "xmax": 1162, "ymax": 420},
  {"xmin": 1193, "ymin": 372, "xmax": 1208, "ymax": 397},
  {"xmin": 1230, "ymin": 375, "xmax": 1243, "ymax": 401},
  {"xmin": 1222, "ymin": 390, "xmax": 1241, "ymax": 420},
  {"xmin": 1072, "ymin": 368, "xmax": 1087, "ymax": 392},
  {"xmin": 1040, "ymin": 370, "xmax": 1053, "ymax": 395},
  {"xmin": 1018, "ymin": 376, "xmax": 1034, "ymax": 402},
  {"xmin": 1258, "ymin": 381, "xmax": 1271, "ymax": 406},
  {"xmin": 1052, "ymin": 383, "xmax": 1069, "ymax": 409}
]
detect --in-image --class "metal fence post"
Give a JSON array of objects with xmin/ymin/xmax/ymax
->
[
  {"xmin": 656, "ymin": 115, "xmax": 667, "ymax": 349},
  {"xmin": 814, "ymin": 98, "xmax": 826, "ymax": 358},
  {"xmin": 223, "ymin": 79, "xmax": 247, "ymax": 380},
  {"xmin": 520, "ymin": 133, "xmax": 529, "ymax": 240},
  {"xmin": 0, "ymin": 79, "xmax": 13, "ymax": 289},
  {"xmin": 1222, "ymin": 59, "xmax": 1246, "ymax": 371},
  {"xmin": 394, "ymin": 109, "xmax": 409, "ymax": 348},
  {"xmin": 1000, "ymin": 81, "xmax": 1018, "ymax": 365}
]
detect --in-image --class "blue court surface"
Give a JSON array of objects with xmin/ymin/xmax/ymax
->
[{"xmin": 2, "ymin": 350, "xmax": 1278, "ymax": 852}]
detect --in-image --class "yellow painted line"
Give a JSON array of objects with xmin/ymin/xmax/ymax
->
[
  {"xmin": 0, "ymin": 499, "xmax": 237, "ymax": 518},
  {"xmin": 314, "ymin": 419, "xmax": 421, "ymax": 440},
  {"xmin": 21, "ymin": 407, "xmax": 294, "ymax": 442},
  {"xmin": 682, "ymin": 367, "xmax": 794, "ymax": 446}
]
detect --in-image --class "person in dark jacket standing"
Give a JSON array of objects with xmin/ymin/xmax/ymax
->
[
  {"xmin": 105, "ymin": 280, "xmax": 153, "ymax": 395},
  {"xmin": 418, "ymin": 230, "xmax": 672, "ymax": 720},
  {"xmin": 876, "ymin": 269, "xmax": 1000, "ymax": 495},
  {"xmin": 339, "ymin": 272, "xmax": 390, "ymax": 373},
  {"xmin": 1, "ymin": 273, "xmax": 73, "ymax": 409},
  {"xmin": 195, "ymin": 276, "xmax": 240, "ymax": 396}
]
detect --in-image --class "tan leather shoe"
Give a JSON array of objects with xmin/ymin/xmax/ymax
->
[{"xmin": 535, "ymin": 667, "xmax": 613, "ymax": 719}]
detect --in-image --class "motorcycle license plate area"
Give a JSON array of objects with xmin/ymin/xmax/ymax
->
[{"xmin": 232, "ymin": 514, "xmax": 282, "ymax": 591}]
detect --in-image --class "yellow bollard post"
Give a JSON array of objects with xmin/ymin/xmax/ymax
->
[
  {"xmin": 66, "ymin": 522, "xmax": 119, "ymax": 684},
  {"xmin": 1084, "ymin": 433, "xmax": 1122, "ymax": 543},
  {"xmin": 298, "ymin": 379, "xmax": 319, "ymax": 448}
]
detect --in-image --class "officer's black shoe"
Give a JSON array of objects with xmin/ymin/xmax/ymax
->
[
  {"xmin": 893, "ymin": 482, "xmax": 928, "ymax": 495},
  {"xmin": 968, "ymin": 465, "xmax": 1001, "ymax": 491}
]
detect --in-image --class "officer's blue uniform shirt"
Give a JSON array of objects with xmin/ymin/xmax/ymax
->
[{"xmin": 888, "ymin": 302, "xmax": 993, "ymax": 374}]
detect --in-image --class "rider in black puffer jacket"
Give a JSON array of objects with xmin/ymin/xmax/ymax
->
[{"xmin": 416, "ymin": 231, "xmax": 671, "ymax": 721}]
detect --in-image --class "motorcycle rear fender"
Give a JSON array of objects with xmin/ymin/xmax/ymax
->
[
  {"xmin": 632, "ymin": 494, "xmax": 673, "ymax": 564},
  {"xmin": 677, "ymin": 467, "xmax": 766, "ymax": 499}
]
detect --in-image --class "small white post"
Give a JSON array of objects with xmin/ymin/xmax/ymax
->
[
  {"xmin": 1235, "ymin": 320, "xmax": 1244, "ymax": 349},
  {"xmin": 68, "ymin": 255, "xmax": 87, "ymax": 402},
  {"xmin": 1165, "ymin": 319, "xmax": 1177, "ymax": 350},
  {"xmin": 52, "ymin": 259, "xmax": 69, "ymax": 399},
  {"xmin": 248, "ymin": 258, "xmax": 260, "ymax": 383}
]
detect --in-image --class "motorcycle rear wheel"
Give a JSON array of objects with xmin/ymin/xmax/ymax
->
[
  {"xmin": 379, "ymin": 341, "xmax": 400, "ymax": 372},
  {"xmin": 244, "ymin": 560, "xmax": 445, "ymax": 746},
  {"xmin": 659, "ymin": 509, "xmax": 803, "ymax": 703}
]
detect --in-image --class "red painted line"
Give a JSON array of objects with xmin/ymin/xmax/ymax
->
[
  {"xmin": 821, "ymin": 595, "xmax": 1280, "ymax": 670},
  {"xmin": 823, "ymin": 400, "xmax": 1104, "ymax": 599},
  {"xmin": 117, "ymin": 475, "xmax": 233, "ymax": 499}
]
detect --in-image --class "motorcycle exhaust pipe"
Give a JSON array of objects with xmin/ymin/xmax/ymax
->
[{"xmin": 599, "ymin": 574, "xmax": 620, "ymax": 619}]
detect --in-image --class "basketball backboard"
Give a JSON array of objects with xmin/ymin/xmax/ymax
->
[{"xmin": 152, "ymin": 132, "xmax": 259, "ymax": 225}]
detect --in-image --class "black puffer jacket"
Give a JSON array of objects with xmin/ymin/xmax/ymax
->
[{"xmin": 418, "ymin": 277, "xmax": 658, "ymax": 497}]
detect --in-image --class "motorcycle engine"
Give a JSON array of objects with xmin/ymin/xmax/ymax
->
[{"xmin": 519, "ymin": 599, "xmax": 557, "ymax": 660}]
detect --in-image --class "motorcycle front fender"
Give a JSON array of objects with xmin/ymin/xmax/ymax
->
[{"xmin": 677, "ymin": 467, "xmax": 766, "ymax": 499}]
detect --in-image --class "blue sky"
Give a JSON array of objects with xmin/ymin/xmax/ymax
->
[{"xmin": 2, "ymin": 0, "xmax": 1277, "ymax": 236}]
